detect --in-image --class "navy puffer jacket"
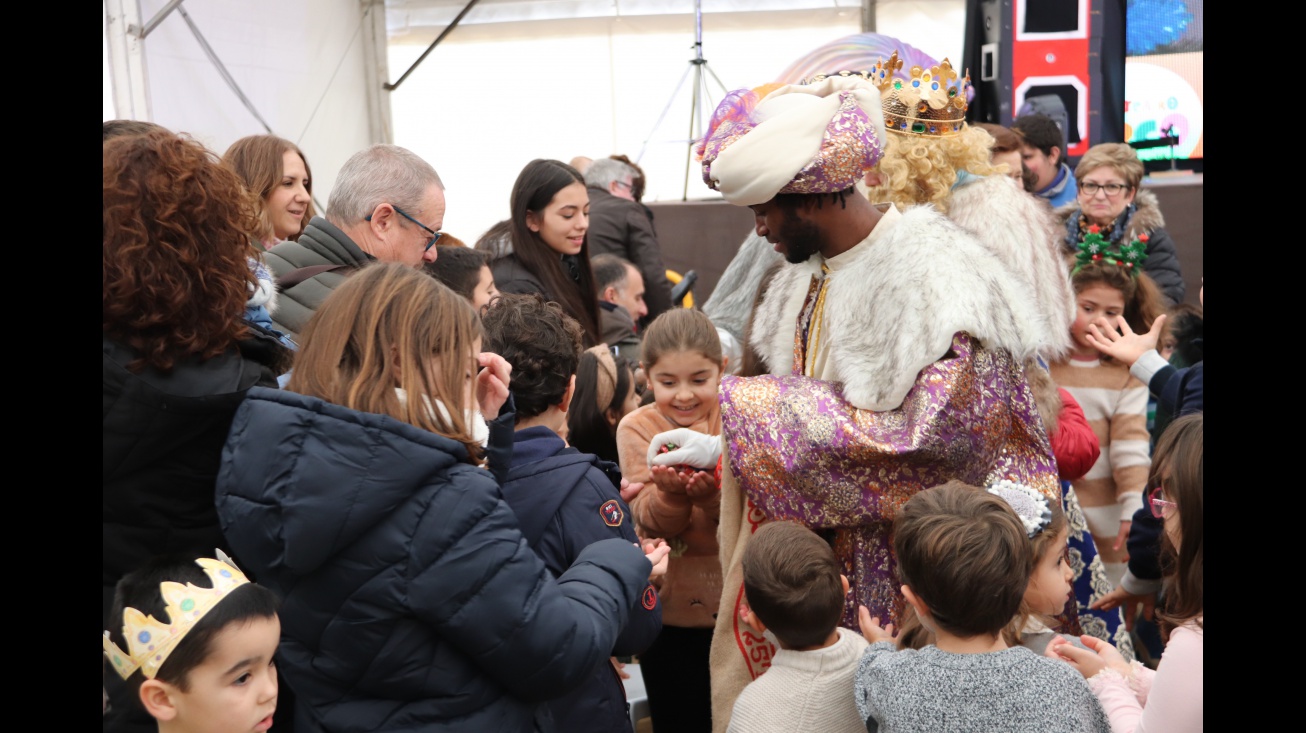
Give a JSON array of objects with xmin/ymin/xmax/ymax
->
[{"xmin": 216, "ymin": 387, "xmax": 652, "ymax": 733}]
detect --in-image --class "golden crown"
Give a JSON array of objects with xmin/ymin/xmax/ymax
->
[
  {"xmin": 102, "ymin": 556, "xmax": 251, "ymax": 680},
  {"xmin": 878, "ymin": 53, "xmax": 971, "ymax": 137}
]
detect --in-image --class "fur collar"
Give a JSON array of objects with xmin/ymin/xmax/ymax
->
[
  {"xmin": 947, "ymin": 175, "xmax": 1074, "ymax": 361},
  {"xmin": 750, "ymin": 206, "xmax": 1047, "ymax": 411}
]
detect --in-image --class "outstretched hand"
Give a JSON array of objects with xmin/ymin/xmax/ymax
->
[
  {"xmin": 641, "ymin": 538, "xmax": 670, "ymax": 580},
  {"xmin": 1085, "ymin": 314, "xmax": 1166, "ymax": 368},
  {"xmin": 475, "ymin": 352, "xmax": 512, "ymax": 417},
  {"xmin": 1090, "ymin": 586, "xmax": 1156, "ymax": 632},
  {"xmin": 648, "ymin": 464, "xmax": 691, "ymax": 495},
  {"xmin": 858, "ymin": 605, "xmax": 897, "ymax": 645},
  {"xmin": 1049, "ymin": 634, "xmax": 1130, "ymax": 680}
]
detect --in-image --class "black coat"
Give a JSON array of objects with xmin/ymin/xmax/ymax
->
[
  {"xmin": 102, "ymin": 329, "xmax": 283, "ymax": 621},
  {"xmin": 501, "ymin": 427, "xmax": 662, "ymax": 733},
  {"xmin": 216, "ymin": 388, "xmax": 652, "ymax": 733},
  {"xmin": 102, "ymin": 330, "xmax": 285, "ymax": 733}
]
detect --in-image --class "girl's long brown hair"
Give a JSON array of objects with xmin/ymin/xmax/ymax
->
[
  {"xmin": 286, "ymin": 263, "xmax": 486, "ymax": 462},
  {"xmin": 1152, "ymin": 412, "xmax": 1203, "ymax": 636},
  {"xmin": 103, "ymin": 130, "xmax": 260, "ymax": 373}
]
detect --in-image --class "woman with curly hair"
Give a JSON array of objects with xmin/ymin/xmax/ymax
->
[{"xmin": 103, "ymin": 129, "xmax": 290, "ymax": 636}]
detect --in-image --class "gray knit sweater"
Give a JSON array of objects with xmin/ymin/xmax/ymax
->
[{"xmin": 854, "ymin": 641, "xmax": 1111, "ymax": 732}]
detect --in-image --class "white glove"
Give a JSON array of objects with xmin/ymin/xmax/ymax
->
[{"xmin": 646, "ymin": 428, "xmax": 722, "ymax": 470}]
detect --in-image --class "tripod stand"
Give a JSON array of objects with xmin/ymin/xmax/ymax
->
[{"xmin": 638, "ymin": 0, "xmax": 729, "ymax": 200}]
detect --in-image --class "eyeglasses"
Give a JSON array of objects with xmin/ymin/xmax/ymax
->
[
  {"xmin": 366, "ymin": 205, "xmax": 442, "ymax": 251},
  {"xmin": 1149, "ymin": 486, "xmax": 1177, "ymax": 518},
  {"xmin": 615, "ymin": 180, "xmax": 633, "ymax": 190},
  {"xmin": 1080, "ymin": 182, "xmax": 1130, "ymax": 197}
]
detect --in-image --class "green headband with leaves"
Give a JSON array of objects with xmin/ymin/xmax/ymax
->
[{"xmin": 1073, "ymin": 224, "xmax": 1149, "ymax": 276}]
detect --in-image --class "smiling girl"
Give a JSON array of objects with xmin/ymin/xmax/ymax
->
[
  {"xmin": 616, "ymin": 307, "xmax": 725, "ymax": 733},
  {"xmin": 491, "ymin": 159, "xmax": 603, "ymax": 346}
]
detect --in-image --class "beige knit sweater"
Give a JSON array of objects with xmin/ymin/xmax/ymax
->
[{"xmin": 1049, "ymin": 356, "xmax": 1151, "ymax": 584}]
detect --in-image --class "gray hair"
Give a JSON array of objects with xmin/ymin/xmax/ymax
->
[
  {"xmin": 584, "ymin": 157, "xmax": 636, "ymax": 190},
  {"xmin": 325, "ymin": 144, "xmax": 444, "ymax": 226}
]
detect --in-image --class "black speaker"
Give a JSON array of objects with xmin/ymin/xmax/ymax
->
[{"xmin": 963, "ymin": 0, "xmax": 1125, "ymax": 155}]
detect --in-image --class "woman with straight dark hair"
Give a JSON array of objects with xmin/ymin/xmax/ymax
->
[{"xmin": 491, "ymin": 159, "xmax": 603, "ymax": 346}]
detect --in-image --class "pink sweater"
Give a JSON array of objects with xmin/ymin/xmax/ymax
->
[{"xmin": 1086, "ymin": 619, "xmax": 1203, "ymax": 732}]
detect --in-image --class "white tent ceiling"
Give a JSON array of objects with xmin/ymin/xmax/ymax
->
[{"xmin": 105, "ymin": 0, "xmax": 965, "ymax": 242}]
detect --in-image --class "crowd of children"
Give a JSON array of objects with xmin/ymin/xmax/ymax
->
[{"xmin": 104, "ymin": 62, "xmax": 1201, "ymax": 733}]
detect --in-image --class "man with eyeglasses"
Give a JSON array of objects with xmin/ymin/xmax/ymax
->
[
  {"xmin": 265, "ymin": 144, "xmax": 446, "ymax": 340},
  {"xmin": 583, "ymin": 157, "xmax": 673, "ymax": 324},
  {"xmin": 1011, "ymin": 113, "xmax": 1078, "ymax": 208}
]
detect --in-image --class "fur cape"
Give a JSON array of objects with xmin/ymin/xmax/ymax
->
[
  {"xmin": 749, "ymin": 205, "xmax": 1048, "ymax": 413},
  {"xmin": 947, "ymin": 174, "xmax": 1074, "ymax": 362}
]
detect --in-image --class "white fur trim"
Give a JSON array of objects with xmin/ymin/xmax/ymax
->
[
  {"xmin": 946, "ymin": 175, "xmax": 1074, "ymax": 361},
  {"xmin": 753, "ymin": 206, "xmax": 1047, "ymax": 411}
]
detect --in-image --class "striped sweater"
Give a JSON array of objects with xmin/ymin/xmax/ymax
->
[{"xmin": 1049, "ymin": 357, "xmax": 1151, "ymax": 581}]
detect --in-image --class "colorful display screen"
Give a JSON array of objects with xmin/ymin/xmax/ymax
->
[{"xmin": 1124, "ymin": 0, "xmax": 1203, "ymax": 161}]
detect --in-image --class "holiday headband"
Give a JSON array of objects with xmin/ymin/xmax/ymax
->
[
  {"xmin": 986, "ymin": 480, "xmax": 1053, "ymax": 538},
  {"xmin": 1072, "ymin": 224, "xmax": 1149, "ymax": 276},
  {"xmin": 102, "ymin": 554, "xmax": 251, "ymax": 680},
  {"xmin": 698, "ymin": 74, "xmax": 886, "ymax": 206},
  {"xmin": 586, "ymin": 344, "xmax": 618, "ymax": 412}
]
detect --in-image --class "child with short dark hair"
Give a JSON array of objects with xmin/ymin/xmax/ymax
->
[
  {"xmin": 481, "ymin": 292, "xmax": 664, "ymax": 733},
  {"xmin": 726, "ymin": 521, "xmax": 868, "ymax": 732},
  {"xmin": 102, "ymin": 554, "xmax": 281, "ymax": 733},
  {"xmin": 853, "ymin": 481, "xmax": 1111, "ymax": 733},
  {"xmin": 422, "ymin": 245, "xmax": 499, "ymax": 315}
]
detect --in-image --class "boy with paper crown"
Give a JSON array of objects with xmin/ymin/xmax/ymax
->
[
  {"xmin": 678, "ymin": 67, "xmax": 1063, "ymax": 731},
  {"xmin": 102, "ymin": 554, "xmax": 281, "ymax": 733}
]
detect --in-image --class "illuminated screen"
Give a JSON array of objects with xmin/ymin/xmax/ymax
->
[{"xmin": 1125, "ymin": 0, "xmax": 1203, "ymax": 161}]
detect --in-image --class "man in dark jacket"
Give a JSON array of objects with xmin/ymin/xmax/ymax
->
[
  {"xmin": 584, "ymin": 157, "xmax": 673, "ymax": 323},
  {"xmin": 593, "ymin": 253, "xmax": 647, "ymax": 363},
  {"xmin": 265, "ymin": 144, "xmax": 446, "ymax": 339},
  {"xmin": 483, "ymin": 293, "xmax": 663, "ymax": 733}
]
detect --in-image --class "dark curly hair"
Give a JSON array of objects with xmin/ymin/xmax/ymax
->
[
  {"xmin": 482, "ymin": 292, "xmax": 584, "ymax": 419},
  {"xmin": 104, "ymin": 130, "xmax": 261, "ymax": 373}
]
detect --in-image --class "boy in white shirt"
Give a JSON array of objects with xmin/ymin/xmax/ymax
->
[{"xmin": 726, "ymin": 521, "xmax": 868, "ymax": 733}]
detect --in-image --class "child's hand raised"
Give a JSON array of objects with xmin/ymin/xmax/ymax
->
[
  {"xmin": 858, "ymin": 604, "xmax": 897, "ymax": 645},
  {"xmin": 1085, "ymin": 313, "xmax": 1166, "ymax": 368},
  {"xmin": 641, "ymin": 538, "xmax": 670, "ymax": 580},
  {"xmin": 475, "ymin": 351, "xmax": 513, "ymax": 417}
]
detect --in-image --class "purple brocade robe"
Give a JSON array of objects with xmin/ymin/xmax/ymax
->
[{"xmin": 720, "ymin": 331, "xmax": 1064, "ymax": 629}]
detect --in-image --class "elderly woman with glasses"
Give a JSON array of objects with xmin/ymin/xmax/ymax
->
[{"xmin": 1053, "ymin": 143, "xmax": 1186, "ymax": 304}]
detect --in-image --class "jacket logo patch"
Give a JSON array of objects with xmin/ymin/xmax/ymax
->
[
  {"xmin": 642, "ymin": 584, "xmax": 657, "ymax": 610},
  {"xmin": 600, "ymin": 499, "xmax": 624, "ymax": 527}
]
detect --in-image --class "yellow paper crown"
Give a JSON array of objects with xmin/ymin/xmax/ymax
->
[
  {"xmin": 102, "ymin": 555, "xmax": 251, "ymax": 680},
  {"xmin": 878, "ymin": 53, "xmax": 971, "ymax": 137}
]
